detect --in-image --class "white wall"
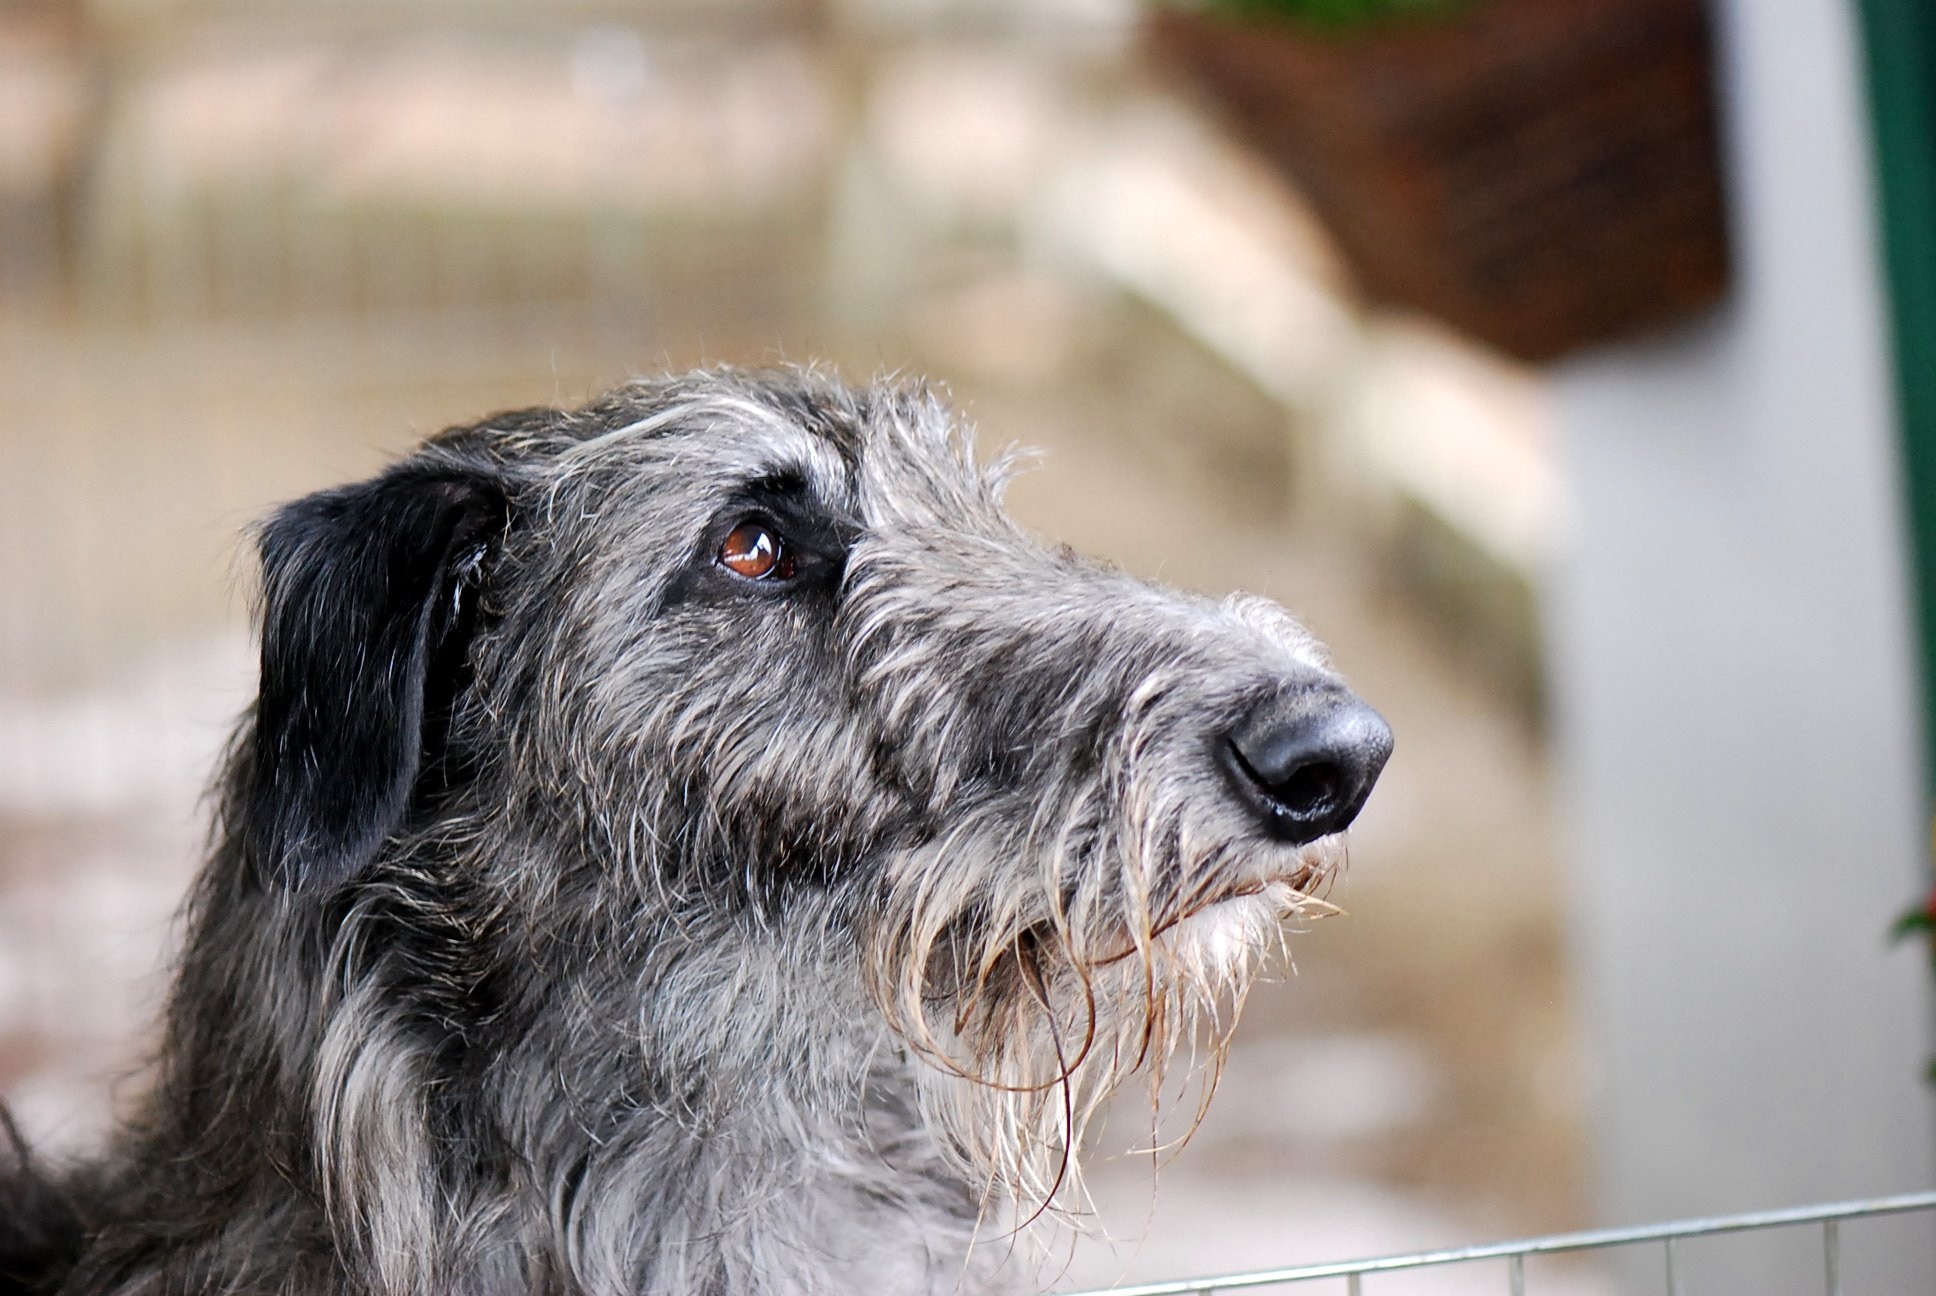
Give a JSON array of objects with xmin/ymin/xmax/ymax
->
[{"xmin": 1545, "ymin": 0, "xmax": 1935, "ymax": 1288}]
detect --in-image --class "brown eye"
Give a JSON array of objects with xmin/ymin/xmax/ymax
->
[{"xmin": 718, "ymin": 522, "xmax": 796, "ymax": 581}]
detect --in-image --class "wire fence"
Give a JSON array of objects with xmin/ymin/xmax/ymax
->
[{"xmin": 1061, "ymin": 1190, "xmax": 1936, "ymax": 1295}]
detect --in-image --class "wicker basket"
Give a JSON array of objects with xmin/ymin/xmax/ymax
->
[{"xmin": 1148, "ymin": 0, "xmax": 1730, "ymax": 362}]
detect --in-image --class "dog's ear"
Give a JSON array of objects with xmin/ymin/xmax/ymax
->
[{"xmin": 243, "ymin": 455, "xmax": 510, "ymax": 891}]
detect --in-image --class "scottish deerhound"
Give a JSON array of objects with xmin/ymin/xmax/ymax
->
[{"xmin": 0, "ymin": 368, "xmax": 1390, "ymax": 1296}]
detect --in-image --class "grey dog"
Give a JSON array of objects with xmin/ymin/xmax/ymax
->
[{"xmin": 0, "ymin": 368, "xmax": 1390, "ymax": 1296}]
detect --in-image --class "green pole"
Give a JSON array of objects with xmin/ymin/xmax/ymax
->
[{"xmin": 1857, "ymin": 0, "xmax": 1936, "ymax": 799}]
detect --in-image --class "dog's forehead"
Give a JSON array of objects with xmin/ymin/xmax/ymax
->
[
  {"xmin": 672, "ymin": 399, "xmax": 856, "ymax": 499},
  {"xmin": 538, "ymin": 386, "xmax": 851, "ymax": 503},
  {"xmin": 843, "ymin": 400, "xmax": 1006, "ymax": 529},
  {"xmin": 685, "ymin": 380, "xmax": 984, "ymax": 514},
  {"xmin": 530, "ymin": 373, "xmax": 1000, "ymax": 533}
]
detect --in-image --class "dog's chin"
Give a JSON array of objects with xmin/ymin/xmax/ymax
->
[
  {"xmin": 1157, "ymin": 888, "xmax": 1284, "ymax": 980},
  {"xmin": 1158, "ymin": 837, "xmax": 1345, "ymax": 978}
]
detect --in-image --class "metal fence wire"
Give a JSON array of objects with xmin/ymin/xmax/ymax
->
[{"xmin": 1061, "ymin": 1190, "xmax": 1936, "ymax": 1295}]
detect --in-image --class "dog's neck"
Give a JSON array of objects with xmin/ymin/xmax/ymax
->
[
  {"xmin": 78, "ymin": 848, "xmax": 1010, "ymax": 1296},
  {"xmin": 315, "ymin": 873, "xmax": 1005, "ymax": 1296},
  {"xmin": 495, "ymin": 1044, "xmax": 997, "ymax": 1296}
]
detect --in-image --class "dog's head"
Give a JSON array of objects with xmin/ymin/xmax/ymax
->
[{"xmin": 238, "ymin": 366, "xmax": 1390, "ymax": 1210}]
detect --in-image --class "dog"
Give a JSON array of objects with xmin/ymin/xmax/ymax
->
[{"xmin": 0, "ymin": 367, "xmax": 1390, "ymax": 1295}]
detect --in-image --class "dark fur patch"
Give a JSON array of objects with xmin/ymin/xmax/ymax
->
[{"xmin": 244, "ymin": 457, "xmax": 510, "ymax": 891}]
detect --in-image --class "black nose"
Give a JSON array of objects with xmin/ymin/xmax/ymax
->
[{"xmin": 1223, "ymin": 689, "xmax": 1393, "ymax": 844}]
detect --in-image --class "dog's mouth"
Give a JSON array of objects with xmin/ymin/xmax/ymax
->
[
  {"xmin": 1202, "ymin": 860, "xmax": 1339, "ymax": 922},
  {"xmin": 1208, "ymin": 827, "xmax": 1347, "ymax": 904},
  {"xmin": 1064, "ymin": 843, "xmax": 1341, "ymax": 978}
]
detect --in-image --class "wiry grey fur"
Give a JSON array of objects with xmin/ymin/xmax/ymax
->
[{"xmin": 0, "ymin": 368, "xmax": 1388, "ymax": 1296}]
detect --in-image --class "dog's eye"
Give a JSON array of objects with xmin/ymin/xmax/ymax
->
[{"xmin": 718, "ymin": 522, "xmax": 797, "ymax": 582}]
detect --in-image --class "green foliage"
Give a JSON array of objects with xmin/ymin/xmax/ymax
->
[
  {"xmin": 1891, "ymin": 906, "xmax": 1936, "ymax": 944},
  {"xmin": 1191, "ymin": 0, "xmax": 1472, "ymax": 31},
  {"xmin": 1893, "ymin": 885, "xmax": 1936, "ymax": 1083}
]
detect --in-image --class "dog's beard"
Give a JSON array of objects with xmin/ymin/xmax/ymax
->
[{"xmin": 864, "ymin": 825, "xmax": 1345, "ymax": 1223}]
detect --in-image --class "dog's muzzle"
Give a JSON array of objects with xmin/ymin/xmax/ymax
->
[{"xmin": 1222, "ymin": 686, "xmax": 1393, "ymax": 844}]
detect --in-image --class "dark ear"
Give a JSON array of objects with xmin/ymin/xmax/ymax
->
[{"xmin": 243, "ymin": 456, "xmax": 509, "ymax": 891}]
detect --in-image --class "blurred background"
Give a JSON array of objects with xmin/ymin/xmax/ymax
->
[{"xmin": 0, "ymin": 0, "xmax": 1931, "ymax": 1291}]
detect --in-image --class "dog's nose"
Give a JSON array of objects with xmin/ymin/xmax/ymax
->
[{"xmin": 1223, "ymin": 690, "xmax": 1393, "ymax": 844}]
